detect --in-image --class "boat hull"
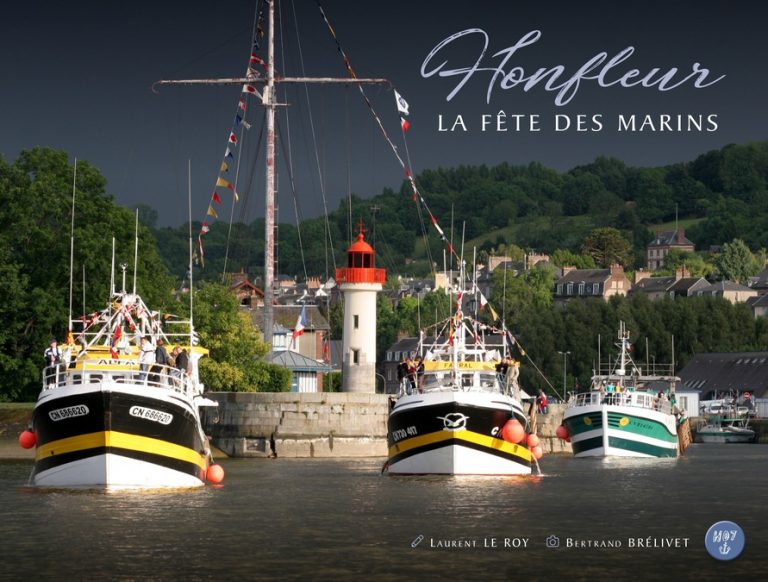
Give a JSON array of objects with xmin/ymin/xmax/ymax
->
[
  {"xmin": 31, "ymin": 382, "xmax": 210, "ymax": 489},
  {"xmin": 563, "ymin": 403, "xmax": 679, "ymax": 458},
  {"xmin": 697, "ymin": 428, "xmax": 755, "ymax": 444},
  {"xmin": 387, "ymin": 391, "xmax": 532, "ymax": 475}
]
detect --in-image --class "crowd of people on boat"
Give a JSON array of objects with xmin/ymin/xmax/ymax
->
[
  {"xmin": 397, "ymin": 356, "xmax": 424, "ymax": 395},
  {"xmin": 44, "ymin": 335, "xmax": 192, "ymax": 389}
]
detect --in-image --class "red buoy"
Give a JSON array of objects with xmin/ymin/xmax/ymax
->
[
  {"xmin": 18, "ymin": 430, "xmax": 36, "ymax": 449},
  {"xmin": 206, "ymin": 464, "xmax": 225, "ymax": 484},
  {"xmin": 555, "ymin": 425, "xmax": 569, "ymax": 440},
  {"xmin": 532, "ymin": 445, "xmax": 544, "ymax": 460},
  {"xmin": 526, "ymin": 433, "xmax": 540, "ymax": 448},
  {"xmin": 501, "ymin": 419, "xmax": 525, "ymax": 444}
]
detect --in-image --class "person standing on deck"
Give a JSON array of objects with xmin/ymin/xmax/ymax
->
[
  {"xmin": 138, "ymin": 336, "xmax": 155, "ymax": 382},
  {"xmin": 44, "ymin": 338, "xmax": 62, "ymax": 386}
]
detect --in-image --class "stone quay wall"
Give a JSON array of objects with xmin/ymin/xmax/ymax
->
[
  {"xmin": 201, "ymin": 394, "xmax": 574, "ymax": 458},
  {"xmin": 201, "ymin": 392, "xmax": 391, "ymax": 458}
]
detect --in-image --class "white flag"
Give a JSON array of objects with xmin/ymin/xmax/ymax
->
[{"xmin": 394, "ymin": 90, "xmax": 409, "ymax": 116}]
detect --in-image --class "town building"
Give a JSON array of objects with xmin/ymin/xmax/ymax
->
[
  {"xmin": 646, "ymin": 228, "xmax": 695, "ymax": 270},
  {"xmin": 631, "ymin": 267, "xmax": 709, "ymax": 300},
  {"xmin": 554, "ymin": 264, "xmax": 631, "ymax": 305}
]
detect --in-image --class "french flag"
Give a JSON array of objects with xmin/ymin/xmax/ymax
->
[{"xmin": 291, "ymin": 305, "xmax": 308, "ymax": 347}]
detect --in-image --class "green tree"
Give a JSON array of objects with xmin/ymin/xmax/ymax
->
[
  {"xmin": 581, "ymin": 227, "xmax": 633, "ymax": 267},
  {"xmin": 193, "ymin": 282, "xmax": 291, "ymax": 392},
  {"xmin": 715, "ymin": 239, "xmax": 760, "ymax": 284},
  {"xmin": 550, "ymin": 249, "xmax": 597, "ymax": 269},
  {"xmin": 0, "ymin": 148, "xmax": 175, "ymax": 401},
  {"xmin": 658, "ymin": 249, "xmax": 715, "ymax": 278}
]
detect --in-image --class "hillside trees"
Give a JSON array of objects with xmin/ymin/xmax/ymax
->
[{"xmin": 0, "ymin": 148, "xmax": 176, "ymax": 400}]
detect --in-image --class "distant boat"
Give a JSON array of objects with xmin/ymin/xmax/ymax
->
[
  {"xmin": 560, "ymin": 322, "xmax": 691, "ymax": 458},
  {"xmin": 697, "ymin": 409, "xmax": 755, "ymax": 444},
  {"xmin": 29, "ymin": 269, "xmax": 219, "ymax": 489},
  {"xmin": 386, "ymin": 272, "xmax": 538, "ymax": 475}
]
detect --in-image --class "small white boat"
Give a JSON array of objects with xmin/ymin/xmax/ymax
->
[{"xmin": 697, "ymin": 414, "xmax": 755, "ymax": 444}]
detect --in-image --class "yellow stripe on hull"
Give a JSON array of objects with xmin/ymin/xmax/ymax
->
[
  {"xmin": 389, "ymin": 429, "xmax": 532, "ymax": 463},
  {"xmin": 36, "ymin": 431, "xmax": 207, "ymax": 470}
]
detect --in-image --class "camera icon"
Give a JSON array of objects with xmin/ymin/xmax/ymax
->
[{"xmin": 545, "ymin": 535, "xmax": 560, "ymax": 548}]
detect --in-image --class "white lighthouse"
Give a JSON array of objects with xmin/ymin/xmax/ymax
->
[{"xmin": 336, "ymin": 226, "xmax": 386, "ymax": 393}]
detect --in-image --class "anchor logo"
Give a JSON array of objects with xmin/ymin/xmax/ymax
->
[{"xmin": 438, "ymin": 412, "xmax": 469, "ymax": 431}]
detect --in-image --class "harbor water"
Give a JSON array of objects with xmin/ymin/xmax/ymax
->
[{"xmin": 1, "ymin": 443, "xmax": 767, "ymax": 581}]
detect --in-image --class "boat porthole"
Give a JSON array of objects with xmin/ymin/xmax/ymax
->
[
  {"xmin": 619, "ymin": 417, "xmax": 629, "ymax": 427},
  {"xmin": 583, "ymin": 417, "xmax": 592, "ymax": 426}
]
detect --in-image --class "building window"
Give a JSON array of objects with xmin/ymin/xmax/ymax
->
[
  {"xmin": 557, "ymin": 284, "xmax": 563, "ymax": 295},
  {"xmin": 578, "ymin": 282, "xmax": 585, "ymax": 295},
  {"xmin": 593, "ymin": 284, "xmax": 600, "ymax": 295},
  {"xmin": 566, "ymin": 283, "xmax": 573, "ymax": 295},
  {"xmin": 352, "ymin": 349, "xmax": 360, "ymax": 365},
  {"xmin": 353, "ymin": 314, "xmax": 359, "ymax": 329}
]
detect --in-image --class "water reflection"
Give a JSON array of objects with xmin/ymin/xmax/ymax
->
[{"xmin": 2, "ymin": 447, "xmax": 767, "ymax": 580}]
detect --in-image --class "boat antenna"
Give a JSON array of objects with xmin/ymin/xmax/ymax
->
[
  {"xmin": 67, "ymin": 158, "xmax": 77, "ymax": 332},
  {"xmin": 110, "ymin": 237, "xmax": 116, "ymax": 297},
  {"xmin": 82, "ymin": 264, "xmax": 86, "ymax": 321},
  {"xmin": 132, "ymin": 208, "xmax": 139, "ymax": 295},
  {"xmin": 188, "ymin": 160, "xmax": 194, "ymax": 346}
]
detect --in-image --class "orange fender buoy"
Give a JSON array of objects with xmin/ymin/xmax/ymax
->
[
  {"xmin": 501, "ymin": 419, "xmax": 525, "ymax": 444},
  {"xmin": 206, "ymin": 464, "xmax": 225, "ymax": 484},
  {"xmin": 18, "ymin": 430, "xmax": 36, "ymax": 449}
]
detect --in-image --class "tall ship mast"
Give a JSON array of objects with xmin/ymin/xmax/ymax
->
[{"xmin": 154, "ymin": 0, "xmax": 388, "ymax": 344}]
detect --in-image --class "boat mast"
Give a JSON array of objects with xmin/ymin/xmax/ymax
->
[
  {"xmin": 153, "ymin": 0, "xmax": 389, "ymax": 345},
  {"xmin": 67, "ymin": 159, "xmax": 77, "ymax": 332},
  {"xmin": 262, "ymin": 0, "xmax": 277, "ymax": 343}
]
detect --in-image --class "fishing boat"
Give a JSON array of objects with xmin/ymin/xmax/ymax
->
[
  {"xmin": 386, "ymin": 282, "xmax": 539, "ymax": 475},
  {"xmin": 696, "ymin": 410, "xmax": 755, "ymax": 444},
  {"xmin": 560, "ymin": 322, "xmax": 691, "ymax": 458},
  {"xmin": 27, "ymin": 263, "xmax": 219, "ymax": 489}
]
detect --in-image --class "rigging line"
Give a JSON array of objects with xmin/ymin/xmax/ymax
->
[
  {"xmin": 279, "ymin": 0, "xmax": 309, "ymax": 283},
  {"xmin": 276, "ymin": 119, "xmax": 309, "ymax": 282},
  {"xmin": 222, "ymin": 110, "xmax": 250, "ymax": 281},
  {"xmin": 313, "ymin": 0, "xmax": 460, "ymax": 271},
  {"xmin": 371, "ymin": 223, "xmax": 399, "ymax": 276},
  {"xmin": 292, "ymin": 0, "xmax": 337, "ymax": 277},
  {"xmin": 225, "ymin": 109, "xmax": 266, "ymax": 274},
  {"xmin": 346, "ymin": 87, "xmax": 353, "ymax": 246},
  {"xmin": 222, "ymin": 1, "xmax": 264, "ymax": 282},
  {"xmin": 399, "ymin": 117, "xmax": 434, "ymax": 274}
]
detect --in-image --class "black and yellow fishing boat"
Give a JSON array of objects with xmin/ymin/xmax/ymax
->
[
  {"xmin": 386, "ymin": 292, "xmax": 539, "ymax": 475},
  {"xmin": 30, "ymin": 289, "xmax": 218, "ymax": 489}
]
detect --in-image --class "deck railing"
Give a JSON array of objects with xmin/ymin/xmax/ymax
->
[
  {"xmin": 567, "ymin": 390, "xmax": 672, "ymax": 414},
  {"xmin": 42, "ymin": 363, "xmax": 198, "ymax": 398}
]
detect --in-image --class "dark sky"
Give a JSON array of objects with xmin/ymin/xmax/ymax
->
[{"xmin": 1, "ymin": 1, "xmax": 766, "ymax": 227}]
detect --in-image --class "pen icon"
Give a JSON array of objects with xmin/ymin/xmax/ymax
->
[{"xmin": 411, "ymin": 534, "xmax": 425, "ymax": 548}]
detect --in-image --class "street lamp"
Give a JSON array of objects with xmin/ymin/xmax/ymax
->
[{"xmin": 557, "ymin": 351, "xmax": 571, "ymax": 402}]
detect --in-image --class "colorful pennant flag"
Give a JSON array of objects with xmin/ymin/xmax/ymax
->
[
  {"xmin": 400, "ymin": 117, "xmax": 410, "ymax": 132},
  {"xmin": 207, "ymin": 205, "xmax": 218, "ymax": 218},
  {"xmin": 212, "ymin": 192, "xmax": 222, "ymax": 204},
  {"xmin": 228, "ymin": 132, "xmax": 238, "ymax": 145}
]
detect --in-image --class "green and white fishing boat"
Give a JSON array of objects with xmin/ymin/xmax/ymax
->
[{"xmin": 561, "ymin": 323, "xmax": 690, "ymax": 458}]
